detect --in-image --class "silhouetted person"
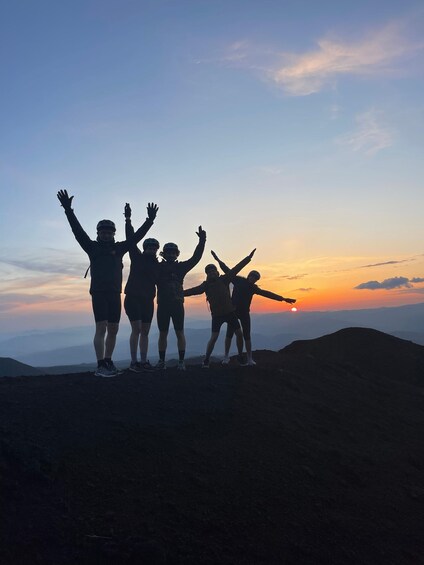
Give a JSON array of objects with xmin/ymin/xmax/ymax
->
[
  {"xmin": 184, "ymin": 249, "xmax": 255, "ymax": 368},
  {"xmin": 57, "ymin": 189, "xmax": 158, "ymax": 377},
  {"xmin": 156, "ymin": 227, "xmax": 206, "ymax": 371},
  {"xmin": 211, "ymin": 250, "xmax": 296, "ymax": 365},
  {"xmin": 124, "ymin": 203, "xmax": 160, "ymax": 373}
]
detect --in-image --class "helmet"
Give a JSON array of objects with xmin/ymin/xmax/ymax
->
[
  {"xmin": 96, "ymin": 219, "xmax": 116, "ymax": 232},
  {"xmin": 248, "ymin": 270, "xmax": 260, "ymax": 281},
  {"xmin": 143, "ymin": 238, "xmax": 160, "ymax": 250},
  {"xmin": 205, "ymin": 263, "xmax": 218, "ymax": 274},
  {"xmin": 162, "ymin": 242, "xmax": 180, "ymax": 256}
]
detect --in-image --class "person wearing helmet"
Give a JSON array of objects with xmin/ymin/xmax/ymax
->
[
  {"xmin": 123, "ymin": 203, "xmax": 160, "ymax": 373},
  {"xmin": 183, "ymin": 249, "xmax": 256, "ymax": 368},
  {"xmin": 156, "ymin": 227, "xmax": 206, "ymax": 371},
  {"xmin": 57, "ymin": 189, "xmax": 158, "ymax": 377},
  {"xmin": 210, "ymin": 250, "xmax": 296, "ymax": 366}
]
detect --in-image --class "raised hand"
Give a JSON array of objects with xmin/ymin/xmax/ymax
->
[
  {"xmin": 284, "ymin": 297, "xmax": 296, "ymax": 304},
  {"xmin": 57, "ymin": 189, "xmax": 74, "ymax": 210},
  {"xmin": 196, "ymin": 226, "xmax": 206, "ymax": 241},
  {"xmin": 210, "ymin": 250, "xmax": 219, "ymax": 261},
  {"xmin": 248, "ymin": 248, "xmax": 256, "ymax": 260},
  {"xmin": 147, "ymin": 202, "xmax": 158, "ymax": 221},
  {"xmin": 124, "ymin": 203, "xmax": 132, "ymax": 219}
]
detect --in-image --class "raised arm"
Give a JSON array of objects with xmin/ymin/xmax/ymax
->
[
  {"xmin": 222, "ymin": 248, "xmax": 256, "ymax": 282},
  {"xmin": 183, "ymin": 282, "xmax": 206, "ymax": 297},
  {"xmin": 124, "ymin": 202, "xmax": 135, "ymax": 239},
  {"xmin": 122, "ymin": 202, "xmax": 158, "ymax": 252},
  {"xmin": 210, "ymin": 250, "xmax": 230, "ymax": 274},
  {"xmin": 180, "ymin": 226, "xmax": 207, "ymax": 274},
  {"xmin": 57, "ymin": 189, "xmax": 92, "ymax": 253}
]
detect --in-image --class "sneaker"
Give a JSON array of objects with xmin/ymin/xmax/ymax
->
[
  {"xmin": 105, "ymin": 360, "xmax": 122, "ymax": 375},
  {"xmin": 221, "ymin": 356, "xmax": 230, "ymax": 365},
  {"xmin": 177, "ymin": 360, "xmax": 186, "ymax": 371},
  {"xmin": 202, "ymin": 359, "xmax": 210, "ymax": 369},
  {"xmin": 155, "ymin": 359, "xmax": 167, "ymax": 370},
  {"xmin": 94, "ymin": 365, "xmax": 117, "ymax": 378},
  {"xmin": 129, "ymin": 362, "xmax": 143, "ymax": 373},
  {"xmin": 139, "ymin": 361, "xmax": 154, "ymax": 372},
  {"xmin": 247, "ymin": 358, "xmax": 257, "ymax": 366},
  {"xmin": 237, "ymin": 354, "xmax": 247, "ymax": 366}
]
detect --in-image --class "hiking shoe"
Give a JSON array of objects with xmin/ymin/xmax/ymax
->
[
  {"xmin": 177, "ymin": 360, "xmax": 186, "ymax": 371},
  {"xmin": 237, "ymin": 354, "xmax": 247, "ymax": 366},
  {"xmin": 105, "ymin": 360, "xmax": 122, "ymax": 375},
  {"xmin": 202, "ymin": 359, "xmax": 210, "ymax": 369},
  {"xmin": 139, "ymin": 361, "xmax": 154, "ymax": 372},
  {"xmin": 129, "ymin": 362, "xmax": 143, "ymax": 373},
  {"xmin": 221, "ymin": 356, "xmax": 230, "ymax": 365},
  {"xmin": 247, "ymin": 358, "xmax": 257, "ymax": 366},
  {"xmin": 155, "ymin": 360, "xmax": 167, "ymax": 370},
  {"xmin": 95, "ymin": 365, "xmax": 117, "ymax": 378}
]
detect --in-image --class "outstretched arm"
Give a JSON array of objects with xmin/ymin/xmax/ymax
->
[
  {"xmin": 210, "ymin": 250, "xmax": 230, "ymax": 274},
  {"xmin": 183, "ymin": 282, "xmax": 206, "ymax": 297},
  {"xmin": 122, "ymin": 202, "xmax": 158, "ymax": 252},
  {"xmin": 57, "ymin": 189, "xmax": 92, "ymax": 253},
  {"xmin": 124, "ymin": 202, "xmax": 142, "ymax": 258},
  {"xmin": 255, "ymin": 287, "xmax": 296, "ymax": 304},
  {"xmin": 222, "ymin": 248, "xmax": 256, "ymax": 282},
  {"xmin": 180, "ymin": 226, "xmax": 207, "ymax": 274}
]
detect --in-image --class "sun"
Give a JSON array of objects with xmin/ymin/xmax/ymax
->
[{"xmin": 291, "ymin": 307, "xmax": 298, "ymax": 312}]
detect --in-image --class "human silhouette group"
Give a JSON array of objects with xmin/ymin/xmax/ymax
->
[{"xmin": 57, "ymin": 190, "xmax": 296, "ymax": 377}]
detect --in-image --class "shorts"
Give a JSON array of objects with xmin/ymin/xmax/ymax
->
[
  {"xmin": 157, "ymin": 301, "xmax": 185, "ymax": 332},
  {"xmin": 92, "ymin": 292, "xmax": 121, "ymax": 323},
  {"xmin": 226, "ymin": 310, "xmax": 251, "ymax": 340},
  {"xmin": 124, "ymin": 294, "xmax": 154, "ymax": 323},
  {"xmin": 211, "ymin": 311, "xmax": 241, "ymax": 333}
]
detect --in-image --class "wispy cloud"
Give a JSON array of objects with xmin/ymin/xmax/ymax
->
[
  {"xmin": 359, "ymin": 259, "xmax": 413, "ymax": 269},
  {"xmin": 355, "ymin": 276, "xmax": 424, "ymax": 290},
  {"xmin": 337, "ymin": 109, "xmax": 394, "ymax": 155},
  {"xmin": 294, "ymin": 287, "xmax": 314, "ymax": 292},
  {"xmin": 221, "ymin": 21, "xmax": 423, "ymax": 96},
  {"xmin": 279, "ymin": 273, "xmax": 308, "ymax": 280}
]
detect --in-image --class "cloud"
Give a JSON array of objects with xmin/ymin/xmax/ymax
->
[
  {"xmin": 0, "ymin": 250, "xmax": 87, "ymax": 277},
  {"xmin": 279, "ymin": 273, "xmax": 308, "ymax": 280},
  {"xmin": 221, "ymin": 21, "xmax": 423, "ymax": 96},
  {"xmin": 359, "ymin": 259, "xmax": 413, "ymax": 268},
  {"xmin": 337, "ymin": 109, "xmax": 394, "ymax": 155},
  {"xmin": 354, "ymin": 276, "xmax": 424, "ymax": 290},
  {"xmin": 294, "ymin": 287, "xmax": 314, "ymax": 292}
]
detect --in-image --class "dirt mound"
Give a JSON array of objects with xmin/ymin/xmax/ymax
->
[
  {"xmin": 0, "ymin": 328, "xmax": 423, "ymax": 564},
  {"xmin": 282, "ymin": 327, "xmax": 424, "ymax": 386}
]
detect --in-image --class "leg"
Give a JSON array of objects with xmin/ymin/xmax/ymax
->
[
  {"xmin": 105, "ymin": 322, "xmax": 119, "ymax": 358},
  {"xmin": 225, "ymin": 324, "xmax": 235, "ymax": 358},
  {"xmin": 205, "ymin": 331, "xmax": 220, "ymax": 361},
  {"xmin": 93, "ymin": 321, "xmax": 107, "ymax": 361},
  {"xmin": 239, "ymin": 312, "xmax": 253, "ymax": 363},
  {"xmin": 130, "ymin": 320, "xmax": 142, "ymax": 363},
  {"xmin": 172, "ymin": 303, "xmax": 186, "ymax": 362},
  {"xmin": 157, "ymin": 303, "xmax": 171, "ymax": 364},
  {"xmin": 139, "ymin": 322, "xmax": 151, "ymax": 362},
  {"xmin": 235, "ymin": 327, "xmax": 244, "ymax": 355}
]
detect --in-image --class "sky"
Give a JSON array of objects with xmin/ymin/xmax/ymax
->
[{"xmin": 1, "ymin": 0, "xmax": 424, "ymax": 332}]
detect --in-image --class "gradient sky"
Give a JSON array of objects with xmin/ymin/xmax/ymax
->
[{"xmin": 1, "ymin": 0, "xmax": 424, "ymax": 332}]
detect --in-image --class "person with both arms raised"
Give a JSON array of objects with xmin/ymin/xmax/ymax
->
[
  {"xmin": 184, "ymin": 249, "xmax": 256, "ymax": 368},
  {"xmin": 57, "ymin": 189, "xmax": 158, "ymax": 377},
  {"xmin": 210, "ymin": 250, "xmax": 296, "ymax": 366},
  {"xmin": 124, "ymin": 203, "xmax": 160, "ymax": 373},
  {"xmin": 156, "ymin": 227, "xmax": 206, "ymax": 371}
]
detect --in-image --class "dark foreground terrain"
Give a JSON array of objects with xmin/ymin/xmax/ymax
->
[{"xmin": 1, "ymin": 328, "xmax": 423, "ymax": 565}]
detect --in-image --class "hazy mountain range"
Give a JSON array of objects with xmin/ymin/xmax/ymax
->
[{"xmin": 1, "ymin": 302, "xmax": 423, "ymax": 368}]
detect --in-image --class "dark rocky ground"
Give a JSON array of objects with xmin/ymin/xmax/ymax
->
[{"xmin": 1, "ymin": 328, "xmax": 423, "ymax": 565}]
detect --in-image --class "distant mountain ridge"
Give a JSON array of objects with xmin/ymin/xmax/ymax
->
[{"xmin": 1, "ymin": 301, "xmax": 424, "ymax": 367}]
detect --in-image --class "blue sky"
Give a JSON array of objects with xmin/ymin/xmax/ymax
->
[{"xmin": 1, "ymin": 0, "xmax": 424, "ymax": 331}]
